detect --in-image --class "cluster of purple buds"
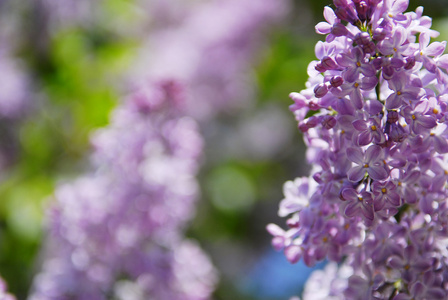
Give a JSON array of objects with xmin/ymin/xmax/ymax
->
[
  {"xmin": 29, "ymin": 81, "xmax": 217, "ymax": 300},
  {"xmin": 269, "ymin": 0, "xmax": 448, "ymax": 299},
  {"xmin": 333, "ymin": 0, "xmax": 380, "ymax": 26}
]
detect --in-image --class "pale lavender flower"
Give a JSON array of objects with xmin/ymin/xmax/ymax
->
[
  {"xmin": 278, "ymin": 177, "xmax": 318, "ymax": 217},
  {"xmin": 387, "ymin": 245, "xmax": 432, "ymax": 283},
  {"xmin": 301, "ymin": 262, "xmax": 350, "ymax": 300},
  {"xmin": 336, "ymin": 47, "xmax": 376, "ymax": 82},
  {"xmin": 385, "ymin": 71, "xmax": 424, "ymax": 109},
  {"xmin": 401, "ymin": 101, "xmax": 437, "ymax": 134},
  {"xmin": 352, "ymin": 116, "xmax": 385, "ymax": 145},
  {"xmin": 331, "ymin": 75, "xmax": 378, "ymax": 109},
  {"xmin": 415, "ymin": 32, "xmax": 446, "ymax": 73},
  {"xmin": 371, "ymin": 180, "xmax": 401, "ymax": 210},
  {"xmin": 346, "ymin": 145, "xmax": 389, "ymax": 182},
  {"xmin": 377, "ymin": 27, "xmax": 417, "ymax": 58},
  {"xmin": 340, "ymin": 188, "xmax": 374, "ymax": 222}
]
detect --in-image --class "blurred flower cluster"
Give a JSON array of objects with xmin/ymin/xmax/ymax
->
[
  {"xmin": 270, "ymin": 0, "xmax": 448, "ymax": 299},
  {"xmin": 11, "ymin": 0, "xmax": 448, "ymax": 299},
  {"xmin": 30, "ymin": 81, "xmax": 217, "ymax": 299},
  {"xmin": 0, "ymin": 0, "xmax": 294, "ymax": 299},
  {"xmin": 128, "ymin": 0, "xmax": 287, "ymax": 121},
  {"xmin": 25, "ymin": 0, "xmax": 288, "ymax": 299}
]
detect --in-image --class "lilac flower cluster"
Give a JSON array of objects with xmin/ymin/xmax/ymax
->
[
  {"xmin": 29, "ymin": 81, "xmax": 217, "ymax": 300},
  {"xmin": 269, "ymin": 0, "xmax": 448, "ymax": 298}
]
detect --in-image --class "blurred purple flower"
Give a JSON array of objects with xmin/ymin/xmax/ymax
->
[
  {"xmin": 129, "ymin": 0, "xmax": 288, "ymax": 121},
  {"xmin": 0, "ymin": 48, "xmax": 30, "ymax": 118},
  {"xmin": 29, "ymin": 82, "xmax": 217, "ymax": 300}
]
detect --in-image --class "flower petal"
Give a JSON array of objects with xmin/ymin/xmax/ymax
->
[
  {"xmin": 387, "ymin": 191, "xmax": 401, "ymax": 206},
  {"xmin": 341, "ymin": 188, "xmax": 358, "ymax": 201},
  {"xmin": 357, "ymin": 130, "xmax": 373, "ymax": 146},
  {"xmin": 347, "ymin": 147, "xmax": 364, "ymax": 164},
  {"xmin": 419, "ymin": 32, "xmax": 430, "ymax": 50},
  {"xmin": 386, "ymin": 93, "xmax": 401, "ymax": 109},
  {"xmin": 434, "ymin": 135, "xmax": 448, "ymax": 153},
  {"xmin": 361, "ymin": 203, "xmax": 374, "ymax": 220},
  {"xmin": 284, "ymin": 245, "xmax": 302, "ymax": 264},
  {"xmin": 316, "ymin": 22, "xmax": 332, "ymax": 34},
  {"xmin": 348, "ymin": 166, "xmax": 366, "ymax": 182},
  {"xmin": 425, "ymin": 41, "xmax": 446, "ymax": 57},
  {"xmin": 368, "ymin": 164, "xmax": 389, "ymax": 181},
  {"xmin": 345, "ymin": 202, "xmax": 360, "ymax": 217},
  {"xmin": 323, "ymin": 6, "xmax": 336, "ymax": 24},
  {"xmin": 365, "ymin": 145, "xmax": 382, "ymax": 163}
]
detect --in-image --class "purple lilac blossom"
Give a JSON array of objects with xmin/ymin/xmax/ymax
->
[
  {"xmin": 269, "ymin": 1, "xmax": 448, "ymax": 299},
  {"xmin": 29, "ymin": 81, "xmax": 217, "ymax": 300}
]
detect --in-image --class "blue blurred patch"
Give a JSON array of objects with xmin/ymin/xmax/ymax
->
[{"xmin": 239, "ymin": 249, "xmax": 326, "ymax": 300}]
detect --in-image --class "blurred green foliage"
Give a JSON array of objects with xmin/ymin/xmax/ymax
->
[
  {"xmin": 0, "ymin": 12, "xmax": 135, "ymax": 297},
  {"xmin": 188, "ymin": 22, "xmax": 317, "ymax": 300}
]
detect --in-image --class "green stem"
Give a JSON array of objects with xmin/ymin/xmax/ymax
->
[
  {"xmin": 376, "ymin": 71, "xmax": 382, "ymax": 103},
  {"xmin": 388, "ymin": 288, "xmax": 397, "ymax": 300}
]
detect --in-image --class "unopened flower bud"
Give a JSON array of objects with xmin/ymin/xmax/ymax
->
[
  {"xmin": 315, "ymin": 63, "xmax": 327, "ymax": 73},
  {"xmin": 322, "ymin": 115, "xmax": 337, "ymax": 129},
  {"xmin": 404, "ymin": 56, "xmax": 416, "ymax": 70},
  {"xmin": 372, "ymin": 57, "xmax": 383, "ymax": 70},
  {"xmin": 387, "ymin": 110, "xmax": 399, "ymax": 124},
  {"xmin": 373, "ymin": 27, "xmax": 387, "ymax": 41},
  {"xmin": 314, "ymin": 83, "xmax": 328, "ymax": 98},
  {"xmin": 363, "ymin": 41, "xmax": 376, "ymax": 54},
  {"xmin": 354, "ymin": 32, "xmax": 370, "ymax": 47},
  {"xmin": 355, "ymin": 2, "xmax": 368, "ymax": 21},
  {"xmin": 306, "ymin": 116, "xmax": 320, "ymax": 128},
  {"xmin": 330, "ymin": 76, "xmax": 344, "ymax": 87},
  {"xmin": 334, "ymin": 2, "xmax": 358, "ymax": 24},
  {"xmin": 298, "ymin": 122, "xmax": 309, "ymax": 132},
  {"xmin": 331, "ymin": 23, "xmax": 350, "ymax": 37},
  {"xmin": 286, "ymin": 214, "xmax": 300, "ymax": 228},
  {"xmin": 389, "ymin": 123, "xmax": 407, "ymax": 142},
  {"xmin": 322, "ymin": 56, "xmax": 337, "ymax": 70}
]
